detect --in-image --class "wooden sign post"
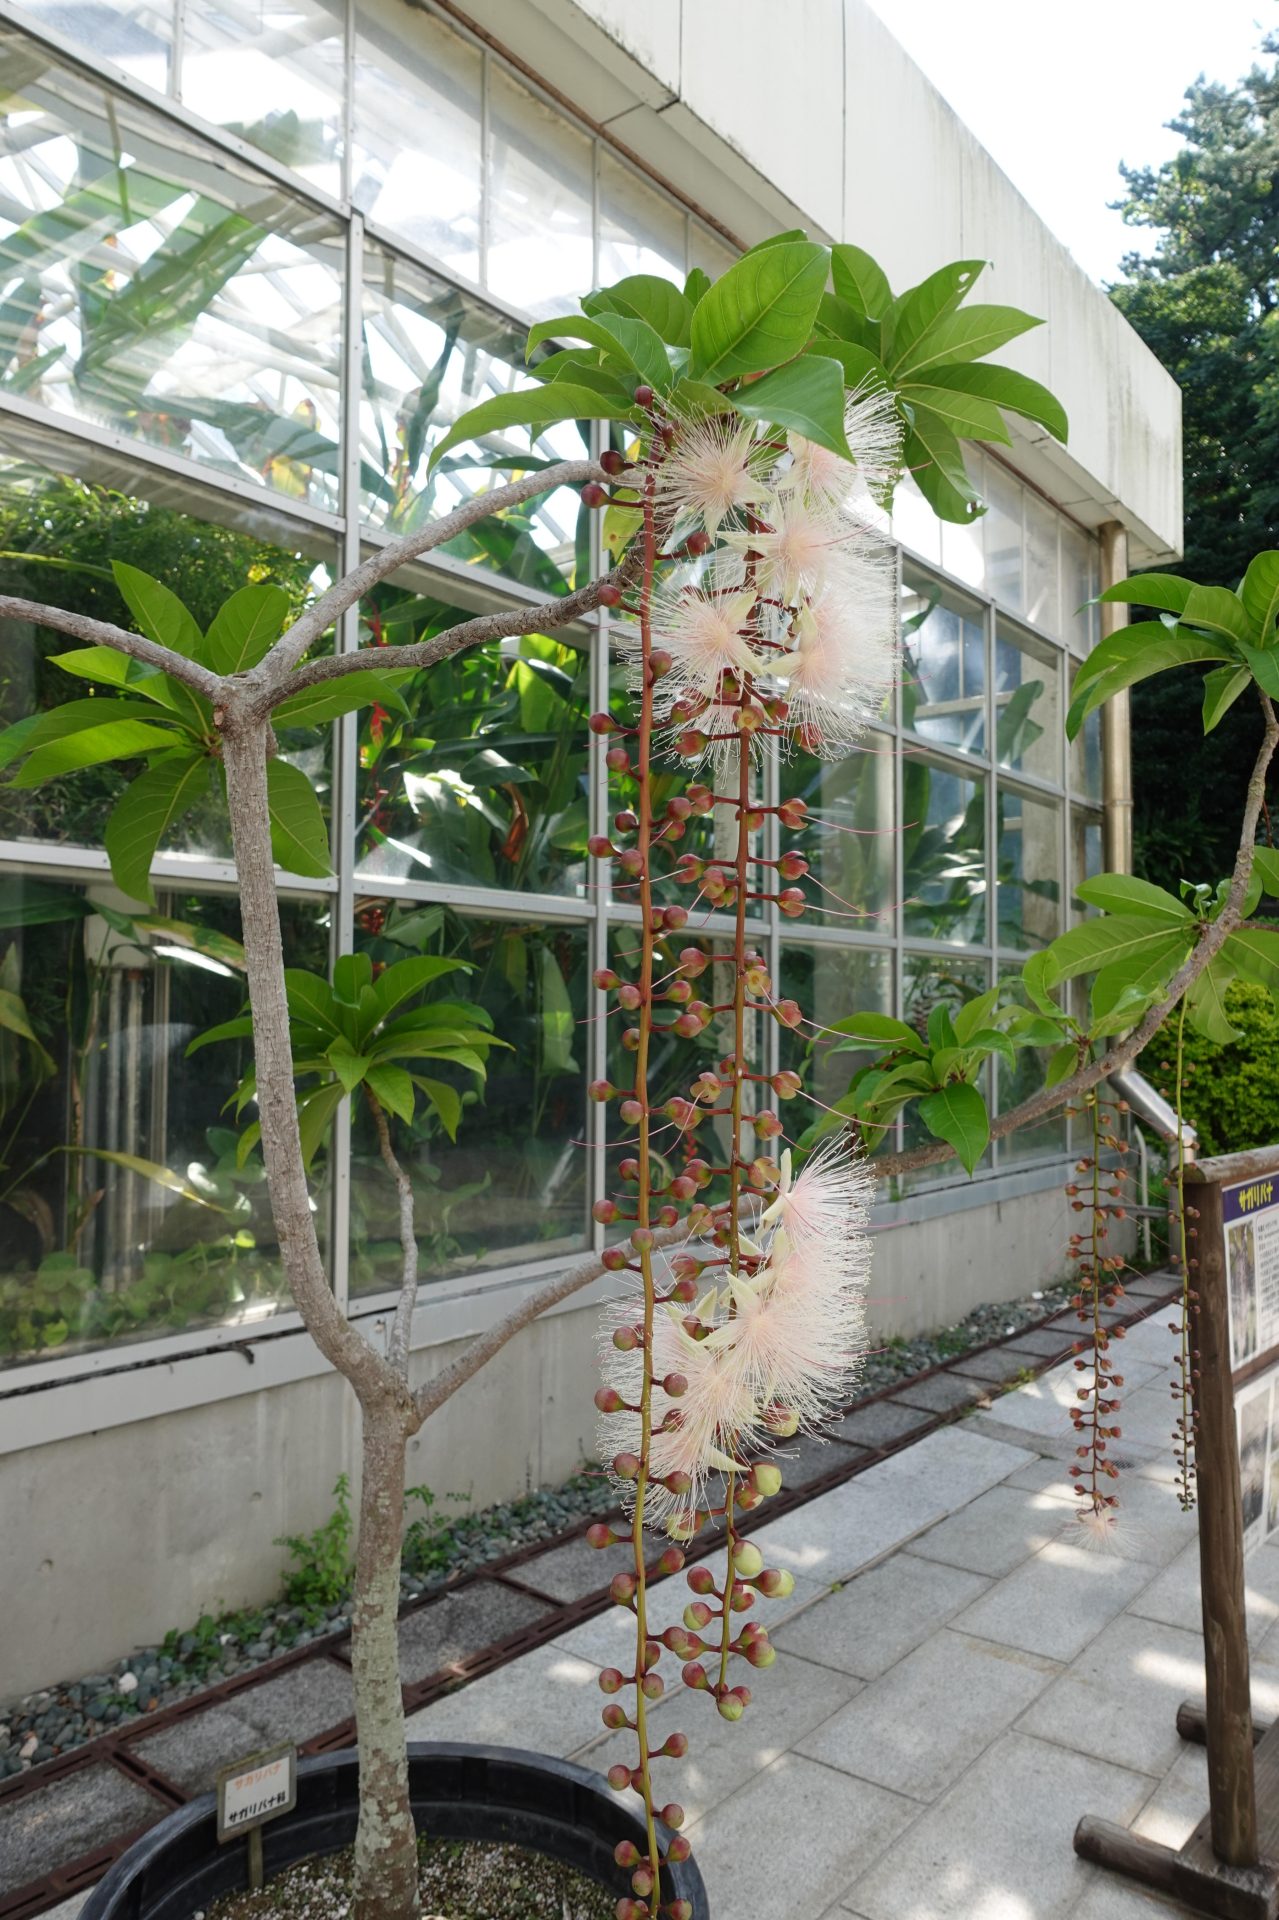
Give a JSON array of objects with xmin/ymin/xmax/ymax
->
[{"xmin": 1075, "ymin": 1147, "xmax": 1279, "ymax": 1919}]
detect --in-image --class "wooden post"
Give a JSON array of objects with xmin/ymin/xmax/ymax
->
[{"xmin": 1187, "ymin": 1169, "xmax": 1260, "ymax": 1868}]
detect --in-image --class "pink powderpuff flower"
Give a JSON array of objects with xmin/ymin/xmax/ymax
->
[
  {"xmin": 626, "ymin": 579, "xmax": 762, "ymax": 706},
  {"xmin": 761, "ymin": 1138, "xmax": 875, "ymax": 1274},
  {"xmin": 768, "ymin": 549, "xmax": 898, "ymax": 758},
  {"xmin": 655, "ymin": 411, "xmax": 770, "ymax": 541},
  {"xmin": 720, "ymin": 490, "xmax": 850, "ymax": 608},
  {"xmin": 782, "ymin": 380, "xmax": 903, "ymax": 513}
]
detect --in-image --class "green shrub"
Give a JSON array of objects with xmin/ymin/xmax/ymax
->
[{"xmin": 1146, "ymin": 981, "xmax": 1279, "ymax": 1157}]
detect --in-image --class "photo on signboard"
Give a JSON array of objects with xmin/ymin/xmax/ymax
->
[
  {"xmin": 1267, "ymin": 1381, "xmax": 1279, "ymax": 1540},
  {"xmin": 1228, "ymin": 1219, "xmax": 1259, "ymax": 1369},
  {"xmin": 1241, "ymin": 1383, "xmax": 1269, "ymax": 1546}
]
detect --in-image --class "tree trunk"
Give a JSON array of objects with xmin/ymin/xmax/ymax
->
[{"xmin": 351, "ymin": 1405, "xmax": 419, "ymax": 1920}]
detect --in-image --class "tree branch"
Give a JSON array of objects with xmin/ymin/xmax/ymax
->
[
  {"xmin": 0, "ymin": 597, "xmax": 224, "ymax": 699},
  {"xmin": 367, "ymin": 1090, "xmax": 419, "ymax": 1375},
  {"xmin": 257, "ymin": 459, "xmax": 609, "ymax": 681},
  {"xmin": 873, "ymin": 691, "xmax": 1279, "ymax": 1182}
]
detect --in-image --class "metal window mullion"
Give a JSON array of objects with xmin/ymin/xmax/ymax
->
[
  {"xmin": 328, "ymin": 212, "xmax": 365, "ymax": 1320},
  {"xmin": 171, "ymin": 0, "xmax": 186, "ymax": 101},
  {"xmin": 342, "ymin": 0, "xmax": 356, "ymax": 208},
  {"xmin": 479, "ymin": 47, "xmax": 491, "ymax": 289},
  {"xmin": 985, "ymin": 593, "xmax": 998, "ymax": 956}
]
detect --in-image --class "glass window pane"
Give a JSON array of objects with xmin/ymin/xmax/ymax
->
[
  {"xmin": 995, "ymin": 622, "xmax": 1061, "ymax": 782},
  {"xmin": 487, "ymin": 64, "xmax": 593, "ymax": 317},
  {"xmin": 15, "ymin": 0, "xmax": 173, "ymax": 90},
  {"xmin": 901, "ymin": 572, "xmax": 986, "ymax": 753},
  {"xmin": 1061, "ymin": 522, "xmax": 1100, "ymax": 655},
  {"xmin": 359, "ymin": 244, "xmax": 587, "ymax": 583},
  {"xmin": 1069, "ymin": 663, "xmax": 1103, "ymax": 803},
  {"xmin": 348, "ymin": 906, "xmax": 589, "ymax": 1292},
  {"xmin": 940, "ymin": 450, "xmax": 985, "ymax": 591},
  {"xmin": 997, "ymin": 785, "xmax": 1062, "ymax": 950},
  {"xmin": 902, "ymin": 756, "xmax": 987, "ymax": 946},
  {"xmin": 1072, "ymin": 808, "xmax": 1104, "ymax": 920},
  {"xmin": 984, "ymin": 461, "xmax": 1023, "ymax": 616},
  {"xmin": 598, "ymin": 150, "xmax": 685, "ymax": 285},
  {"xmin": 183, "ymin": 0, "xmax": 346, "ymax": 198},
  {"xmin": 0, "ymin": 42, "xmax": 345, "ymax": 504},
  {"xmin": 995, "ymin": 960, "xmax": 1067, "ymax": 1163},
  {"xmin": 901, "ymin": 952, "xmax": 990, "ymax": 1179},
  {"xmin": 0, "ymin": 446, "xmax": 335, "ymax": 859},
  {"xmin": 354, "ymin": 572, "xmax": 593, "ymax": 897},
  {"xmin": 687, "ymin": 223, "xmax": 737, "ymax": 282},
  {"xmin": 352, "ymin": 3, "xmax": 482, "ymax": 277},
  {"xmin": 778, "ymin": 942, "xmax": 894, "ymax": 1153},
  {"xmin": 1023, "ymin": 490, "xmax": 1059, "ymax": 636},
  {"xmin": 782, "ymin": 738, "xmax": 895, "ymax": 934},
  {"xmin": 891, "ymin": 472, "xmax": 940, "ymax": 567},
  {"xmin": 0, "ymin": 879, "xmax": 331, "ymax": 1369}
]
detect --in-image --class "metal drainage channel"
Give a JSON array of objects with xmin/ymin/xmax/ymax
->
[{"xmin": 0, "ymin": 1274, "xmax": 1180, "ymax": 1920}]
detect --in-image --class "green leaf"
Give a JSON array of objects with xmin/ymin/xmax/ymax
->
[
  {"xmin": 1089, "ymin": 935, "xmax": 1191, "ymax": 1019},
  {"xmin": 0, "ymin": 879, "xmax": 89, "ymax": 927},
  {"xmin": 665, "ymin": 377, "xmax": 736, "ymax": 417},
  {"xmin": 297, "ymin": 1081, "xmax": 345, "ymax": 1168},
  {"xmin": 583, "ymin": 275, "xmax": 694, "ymax": 347},
  {"xmin": 368, "ymin": 955, "xmax": 470, "ymax": 1030},
  {"xmin": 525, "ymin": 312, "xmax": 671, "ymax": 392},
  {"xmin": 327, "ymin": 1047, "xmax": 372, "ymax": 1095},
  {"xmin": 683, "ymin": 267, "xmax": 713, "ymax": 308},
  {"xmin": 427, "ymin": 383, "xmax": 639, "ymax": 470},
  {"xmin": 202, "ymin": 583, "xmax": 291, "ymax": 676},
  {"xmin": 267, "ymin": 758, "xmax": 332, "ymax": 878},
  {"xmin": 917, "ymin": 1082, "xmax": 990, "ymax": 1174},
  {"xmin": 806, "ymin": 339, "xmax": 890, "ymax": 393},
  {"xmin": 1239, "ymin": 641, "xmax": 1279, "ymax": 701},
  {"xmin": 688, "ymin": 240, "xmax": 829, "ymax": 382},
  {"xmin": 333, "ymin": 951, "xmax": 373, "ymax": 1006},
  {"xmin": 1180, "ymin": 583, "xmax": 1250, "ymax": 647},
  {"xmin": 1203, "ymin": 665, "xmax": 1252, "ymax": 733},
  {"xmin": 0, "ymin": 697, "xmax": 187, "ymax": 772},
  {"xmin": 1253, "ymin": 846, "xmax": 1279, "ymax": 897},
  {"xmin": 827, "ymin": 1011, "xmax": 928, "ymax": 1055},
  {"xmin": 273, "ymin": 669, "xmax": 414, "ymax": 730},
  {"xmin": 915, "ymin": 360, "xmax": 1067, "ymax": 443},
  {"xmin": 186, "ymin": 1014, "xmax": 255, "ymax": 1056},
  {"xmin": 539, "ymin": 945, "xmax": 575, "ymax": 1075},
  {"xmin": 10, "ymin": 716, "xmax": 192, "ymax": 787},
  {"xmin": 411, "ymin": 1075, "xmax": 463, "ymax": 1140},
  {"xmin": 67, "ymin": 1145, "xmax": 231, "ymax": 1211},
  {"xmin": 903, "ymin": 420, "xmax": 982, "ymax": 524},
  {"xmin": 0, "ymin": 987, "xmax": 54, "ymax": 1071},
  {"xmin": 1066, "ymin": 631, "xmax": 1235, "ymax": 739},
  {"xmin": 960, "ymin": 1028, "xmax": 1018, "ymax": 1070},
  {"xmin": 1187, "ymin": 958, "xmax": 1243, "ymax": 1045},
  {"xmin": 49, "ymin": 648, "xmax": 180, "ymax": 705},
  {"xmin": 1045, "ymin": 1044, "xmax": 1078, "ymax": 1090},
  {"xmin": 926, "ymin": 1003, "xmax": 958, "ymax": 1051},
  {"xmin": 1021, "ymin": 950, "xmax": 1060, "ymax": 1016},
  {"xmin": 103, "ymin": 752, "xmax": 211, "ymax": 906},
  {"xmin": 1098, "ymin": 573, "xmax": 1193, "ymax": 615},
  {"xmin": 365, "ymin": 1062, "xmax": 415, "ymax": 1124},
  {"xmin": 1224, "ymin": 926, "xmax": 1279, "ymax": 991},
  {"xmin": 1074, "ymin": 874, "xmax": 1193, "ymax": 924},
  {"xmin": 111, "ymin": 561, "xmax": 204, "ymax": 662},
  {"xmin": 729, "ymin": 355, "xmax": 852, "ymax": 459},
  {"xmin": 1043, "ymin": 915, "xmax": 1192, "ymax": 986},
  {"xmin": 830, "ymin": 244, "xmax": 892, "ymax": 321},
  {"xmin": 892, "ymin": 305, "xmax": 1042, "ymax": 379},
  {"xmin": 886, "ymin": 260, "xmax": 985, "ymax": 372},
  {"xmin": 284, "ymin": 969, "xmax": 340, "ymax": 1036},
  {"xmin": 901, "ymin": 381, "xmax": 1011, "ymax": 445},
  {"xmin": 532, "ymin": 350, "xmax": 636, "ymax": 402},
  {"xmin": 1071, "ymin": 619, "xmax": 1192, "ymax": 698},
  {"xmin": 1241, "ymin": 551, "xmax": 1279, "ymax": 644},
  {"xmin": 952, "ymin": 988, "xmax": 1001, "ymax": 1044}
]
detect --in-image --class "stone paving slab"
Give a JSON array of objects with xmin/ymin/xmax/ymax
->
[
  {"xmin": 507, "ymin": 1533, "xmax": 612, "ymax": 1603},
  {"xmin": 404, "ymin": 1643, "xmax": 605, "ymax": 1755},
  {"xmin": 950, "ymin": 1345, "xmax": 1043, "ymax": 1385},
  {"xmin": 892, "ymin": 1370, "xmax": 990, "ymax": 1413},
  {"xmin": 845, "ymin": 1732, "xmax": 1155, "ymax": 1920},
  {"xmin": 0, "ymin": 1765, "xmax": 162, "ymax": 1894},
  {"xmin": 552, "ymin": 1568, "xmax": 824, "ymax": 1671},
  {"xmin": 799, "ymin": 1627, "xmax": 1061, "ymax": 1802},
  {"xmin": 1003, "ymin": 1328, "xmax": 1082, "ymax": 1357},
  {"xmin": 774, "ymin": 1551, "xmax": 989, "ymax": 1681},
  {"xmin": 952, "ymin": 1540, "xmax": 1158, "ymax": 1662},
  {"xmin": 767, "ymin": 1428, "xmax": 867, "ymax": 1486},
  {"xmin": 907, "ymin": 1481, "xmax": 1074, "ymax": 1579},
  {"xmin": 394, "ymin": 1582, "xmax": 553, "ymax": 1685},
  {"xmin": 1016, "ymin": 1614, "xmax": 1210, "ymax": 1777},
  {"xmin": 134, "ymin": 1660, "xmax": 356, "ymax": 1789},
  {"xmin": 828, "ymin": 1399, "xmax": 935, "ymax": 1448}
]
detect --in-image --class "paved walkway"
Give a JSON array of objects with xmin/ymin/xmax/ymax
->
[{"xmin": 398, "ymin": 1306, "xmax": 1279, "ymax": 1920}]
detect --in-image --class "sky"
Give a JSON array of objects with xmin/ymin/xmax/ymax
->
[{"xmin": 863, "ymin": 0, "xmax": 1279, "ymax": 285}]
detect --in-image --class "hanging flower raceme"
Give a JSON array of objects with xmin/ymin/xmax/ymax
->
[{"xmin": 653, "ymin": 411, "xmax": 771, "ymax": 540}]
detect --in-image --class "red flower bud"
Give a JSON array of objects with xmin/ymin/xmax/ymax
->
[{"xmin": 580, "ymin": 481, "xmax": 607, "ymax": 508}]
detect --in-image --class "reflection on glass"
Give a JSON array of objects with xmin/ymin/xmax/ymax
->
[
  {"xmin": 1061, "ymin": 522, "xmax": 1100, "ymax": 653},
  {"xmin": 16, "ymin": 0, "xmax": 172, "ymax": 89},
  {"xmin": 352, "ymin": 2, "xmax": 482, "ymax": 276},
  {"xmin": 360, "ymin": 243, "xmax": 587, "ymax": 579},
  {"xmin": 901, "ymin": 573, "xmax": 986, "ymax": 753},
  {"xmin": 891, "ymin": 471, "xmax": 941, "ymax": 567},
  {"xmin": 902, "ymin": 756, "xmax": 986, "ymax": 945},
  {"xmin": 984, "ymin": 460, "xmax": 1023, "ymax": 615},
  {"xmin": 1069, "ymin": 665, "xmax": 1103, "ymax": 802},
  {"xmin": 355, "ymin": 581, "xmax": 592, "ymax": 896},
  {"xmin": 940, "ymin": 450, "xmax": 985, "ymax": 590},
  {"xmin": 0, "ymin": 880, "xmax": 331, "ymax": 1368},
  {"xmin": 0, "ymin": 460, "xmax": 333, "ymax": 853},
  {"xmin": 782, "ymin": 739, "xmax": 895, "ymax": 933},
  {"xmin": 598, "ymin": 150, "xmax": 686, "ymax": 285},
  {"xmin": 687, "ymin": 223, "xmax": 737, "ymax": 283},
  {"xmin": 997, "ymin": 785, "xmax": 1061, "ymax": 950},
  {"xmin": 0, "ymin": 40, "xmax": 345, "ymax": 503},
  {"xmin": 995, "ymin": 623, "xmax": 1061, "ymax": 782},
  {"xmin": 778, "ymin": 943, "xmax": 893, "ymax": 1138},
  {"xmin": 488, "ymin": 63, "xmax": 593, "ymax": 315},
  {"xmin": 995, "ymin": 962, "xmax": 1067, "ymax": 1163},
  {"xmin": 1024, "ymin": 490, "xmax": 1059, "ymax": 635},
  {"xmin": 901, "ymin": 951, "xmax": 990, "ymax": 1175},
  {"xmin": 348, "ymin": 907, "xmax": 589, "ymax": 1290},
  {"xmin": 184, "ymin": 0, "xmax": 346, "ymax": 197},
  {"xmin": 1072, "ymin": 809, "xmax": 1104, "ymax": 921}
]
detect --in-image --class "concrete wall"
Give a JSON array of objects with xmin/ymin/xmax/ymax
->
[
  {"xmin": 456, "ymin": 0, "xmax": 1182, "ymax": 563},
  {"xmin": 1, "ymin": 1179, "xmax": 1088, "ymax": 1698}
]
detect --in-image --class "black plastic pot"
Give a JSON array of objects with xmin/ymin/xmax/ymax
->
[{"xmin": 80, "ymin": 1743, "xmax": 709, "ymax": 1919}]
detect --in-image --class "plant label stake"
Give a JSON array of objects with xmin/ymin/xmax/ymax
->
[
  {"xmin": 1076, "ymin": 1146, "xmax": 1279, "ymax": 1918},
  {"xmin": 216, "ymin": 1743, "xmax": 297, "ymax": 1891}
]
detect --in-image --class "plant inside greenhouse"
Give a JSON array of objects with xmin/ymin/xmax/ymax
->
[{"xmin": 7, "ymin": 213, "xmax": 1279, "ymax": 1920}]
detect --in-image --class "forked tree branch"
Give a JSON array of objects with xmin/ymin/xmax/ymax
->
[
  {"xmin": 367, "ymin": 1091, "xmax": 420, "ymax": 1375},
  {"xmin": 0, "ymin": 597, "xmax": 224, "ymax": 699},
  {"xmin": 873, "ymin": 690, "xmax": 1279, "ymax": 1181}
]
